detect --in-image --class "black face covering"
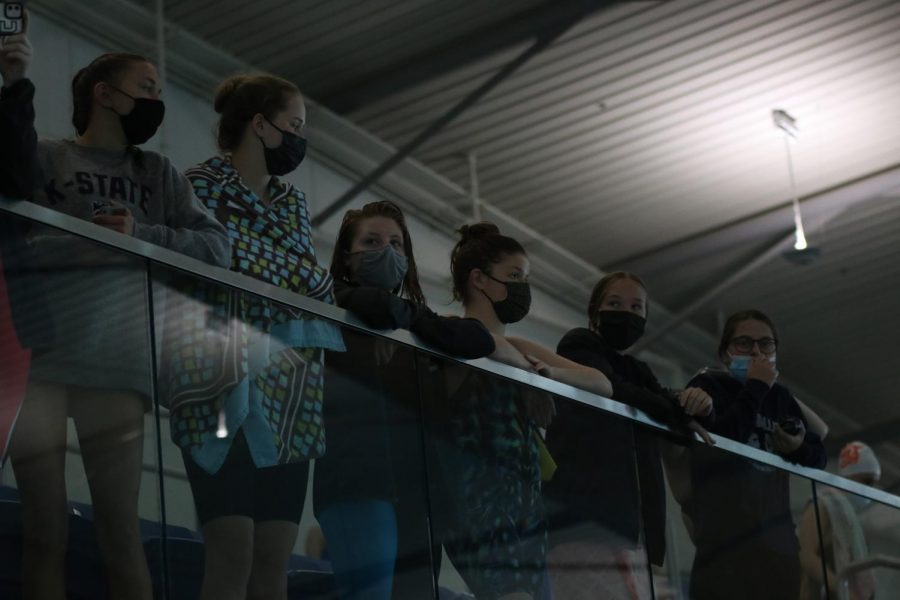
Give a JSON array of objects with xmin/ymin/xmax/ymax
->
[
  {"xmin": 108, "ymin": 85, "xmax": 165, "ymax": 145},
  {"xmin": 260, "ymin": 116, "xmax": 307, "ymax": 176},
  {"xmin": 595, "ymin": 310, "xmax": 646, "ymax": 351},
  {"xmin": 483, "ymin": 274, "xmax": 531, "ymax": 324}
]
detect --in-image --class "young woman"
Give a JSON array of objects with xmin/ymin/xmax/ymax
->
[
  {"xmin": 685, "ymin": 309, "xmax": 826, "ymax": 600},
  {"xmin": 163, "ymin": 73, "xmax": 343, "ymax": 600},
  {"xmin": 0, "ymin": 13, "xmax": 230, "ymax": 600},
  {"xmin": 314, "ymin": 200, "xmax": 496, "ymax": 600},
  {"xmin": 437, "ymin": 222, "xmax": 612, "ymax": 600},
  {"xmin": 544, "ymin": 271, "xmax": 713, "ymax": 600}
]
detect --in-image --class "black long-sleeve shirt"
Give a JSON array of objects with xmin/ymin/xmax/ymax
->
[
  {"xmin": 0, "ymin": 79, "xmax": 40, "ymax": 199},
  {"xmin": 314, "ymin": 279, "xmax": 495, "ymax": 513},
  {"xmin": 333, "ymin": 279, "xmax": 495, "ymax": 359},
  {"xmin": 545, "ymin": 327, "xmax": 691, "ymax": 566}
]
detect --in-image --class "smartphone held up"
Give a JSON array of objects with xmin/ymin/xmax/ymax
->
[{"xmin": 0, "ymin": 3, "xmax": 25, "ymax": 37}]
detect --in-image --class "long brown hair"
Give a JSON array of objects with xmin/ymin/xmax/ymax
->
[{"xmin": 330, "ymin": 201, "xmax": 425, "ymax": 305}]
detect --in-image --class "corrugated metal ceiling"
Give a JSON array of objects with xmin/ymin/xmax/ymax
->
[
  {"xmin": 158, "ymin": 0, "xmax": 549, "ymax": 97},
  {"xmin": 351, "ymin": 0, "xmax": 900, "ymax": 263}
]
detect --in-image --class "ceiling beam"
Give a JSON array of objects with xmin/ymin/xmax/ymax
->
[
  {"xmin": 311, "ymin": 3, "xmax": 601, "ymax": 228},
  {"xmin": 628, "ymin": 164, "xmax": 900, "ymax": 353},
  {"xmin": 613, "ymin": 163, "xmax": 900, "ymax": 273},
  {"xmin": 319, "ymin": 0, "xmax": 614, "ymax": 114}
]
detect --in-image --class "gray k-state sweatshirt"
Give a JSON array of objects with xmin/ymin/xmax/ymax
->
[
  {"xmin": 0, "ymin": 78, "xmax": 230, "ymax": 394},
  {"xmin": 0, "ymin": 78, "xmax": 230, "ymax": 267}
]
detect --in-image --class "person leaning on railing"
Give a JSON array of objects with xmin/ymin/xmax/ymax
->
[
  {"xmin": 543, "ymin": 271, "xmax": 714, "ymax": 600},
  {"xmin": 434, "ymin": 222, "xmax": 613, "ymax": 600},
  {"xmin": 314, "ymin": 200, "xmax": 496, "ymax": 600},
  {"xmin": 0, "ymin": 10, "xmax": 230, "ymax": 600},
  {"xmin": 684, "ymin": 309, "xmax": 827, "ymax": 600},
  {"xmin": 161, "ymin": 73, "xmax": 344, "ymax": 600}
]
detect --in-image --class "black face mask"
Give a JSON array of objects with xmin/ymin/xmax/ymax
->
[
  {"xmin": 595, "ymin": 310, "xmax": 646, "ymax": 350},
  {"xmin": 260, "ymin": 116, "xmax": 307, "ymax": 176},
  {"xmin": 482, "ymin": 274, "xmax": 531, "ymax": 324},
  {"xmin": 108, "ymin": 85, "xmax": 165, "ymax": 145}
]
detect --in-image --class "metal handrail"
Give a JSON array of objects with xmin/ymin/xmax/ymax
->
[{"xmin": 1, "ymin": 197, "xmax": 898, "ymax": 509}]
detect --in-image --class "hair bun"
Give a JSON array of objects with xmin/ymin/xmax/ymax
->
[
  {"xmin": 458, "ymin": 222, "xmax": 500, "ymax": 243},
  {"xmin": 213, "ymin": 75, "xmax": 250, "ymax": 114}
]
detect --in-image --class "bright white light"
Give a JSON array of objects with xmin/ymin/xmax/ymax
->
[
  {"xmin": 793, "ymin": 210, "xmax": 808, "ymax": 250},
  {"xmin": 216, "ymin": 409, "xmax": 228, "ymax": 438},
  {"xmin": 794, "ymin": 226, "xmax": 808, "ymax": 250}
]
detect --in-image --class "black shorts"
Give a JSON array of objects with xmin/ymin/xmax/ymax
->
[{"xmin": 183, "ymin": 431, "xmax": 310, "ymax": 525}]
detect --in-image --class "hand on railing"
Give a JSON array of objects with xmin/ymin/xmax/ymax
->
[
  {"xmin": 488, "ymin": 334, "xmax": 534, "ymax": 371},
  {"xmin": 678, "ymin": 387, "xmax": 713, "ymax": 417},
  {"xmin": 686, "ymin": 419, "xmax": 715, "ymax": 446}
]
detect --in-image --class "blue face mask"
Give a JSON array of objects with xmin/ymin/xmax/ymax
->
[{"xmin": 728, "ymin": 355, "xmax": 752, "ymax": 382}]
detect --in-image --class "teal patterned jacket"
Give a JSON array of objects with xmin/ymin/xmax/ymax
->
[{"xmin": 163, "ymin": 156, "xmax": 344, "ymax": 473}]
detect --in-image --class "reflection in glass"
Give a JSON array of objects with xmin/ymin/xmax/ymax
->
[
  {"xmin": 423, "ymin": 357, "xmax": 547, "ymax": 600},
  {"xmin": 682, "ymin": 443, "xmax": 814, "ymax": 600},
  {"xmin": 2, "ymin": 219, "xmax": 156, "ymax": 599},
  {"xmin": 156, "ymin": 267, "xmax": 338, "ymax": 599},
  {"xmin": 314, "ymin": 330, "xmax": 424, "ymax": 600},
  {"xmin": 800, "ymin": 442, "xmax": 893, "ymax": 600},
  {"xmin": 544, "ymin": 402, "xmax": 652, "ymax": 600}
]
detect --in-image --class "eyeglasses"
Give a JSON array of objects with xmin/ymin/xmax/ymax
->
[{"xmin": 730, "ymin": 336, "xmax": 778, "ymax": 354}]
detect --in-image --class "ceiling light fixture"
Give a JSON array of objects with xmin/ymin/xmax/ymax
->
[{"xmin": 773, "ymin": 109, "xmax": 821, "ymax": 264}]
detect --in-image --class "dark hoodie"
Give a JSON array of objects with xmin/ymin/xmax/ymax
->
[
  {"xmin": 686, "ymin": 369, "xmax": 825, "ymax": 559},
  {"xmin": 545, "ymin": 327, "xmax": 696, "ymax": 566}
]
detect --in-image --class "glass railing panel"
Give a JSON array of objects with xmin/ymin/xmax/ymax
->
[
  {"xmin": 0, "ymin": 209, "xmax": 163, "ymax": 599},
  {"xmin": 150, "ymin": 262, "xmax": 436, "ymax": 599},
  {"xmin": 542, "ymin": 399, "xmax": 654, "ymax": 599},
  {"xmin": 6, "ymin": 198, "xmax": 900, "ymax": 600},
  {"xmin": 417, "ymin": 352, "xmax": 608, "ymax": 600},
  {"xmin": 656, "ymin": 435, "xmax": 820, "ymax": 600},
  {"xmin": 811, "ymin": 478, "xmax": 900, "ymax": 600}
]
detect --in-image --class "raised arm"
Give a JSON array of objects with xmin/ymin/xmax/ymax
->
[{"xmin": 0, "ymin": 25, "xmax": 39, "ymax": 199}]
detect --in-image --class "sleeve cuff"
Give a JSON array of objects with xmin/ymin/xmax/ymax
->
[{"xmin": 1, "ymin": 78, "xmax": 34, "ymax": 99}]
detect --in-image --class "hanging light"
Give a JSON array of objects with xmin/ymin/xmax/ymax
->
[
  {"xmin": 773, "ymin": 109, "xmax": 821, "ymax": 263},
  {"xmin": 773, "ymin": 109, "xmax": 799, "ymax": 140}
]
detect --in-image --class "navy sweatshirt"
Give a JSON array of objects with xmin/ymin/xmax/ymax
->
[{"xmin": 686, "ymin": 369, "xmax": 826, "ymax": 560}]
